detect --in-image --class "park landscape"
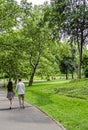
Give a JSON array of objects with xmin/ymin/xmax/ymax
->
[
  {"xmin": 0, "ymin": 0, "xmax": 88, "ymax": 130},
  {"xmin": 25, "ymin": 79, "xmax": 88, "ymax": 130}
]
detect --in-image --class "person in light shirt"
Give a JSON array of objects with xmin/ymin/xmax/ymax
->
[{"xmin": 16, "ymin": 78, "xmax": 25, "ymax": 108}]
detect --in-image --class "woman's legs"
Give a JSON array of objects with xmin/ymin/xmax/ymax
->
[{"xmin": 9, "ymin": 99, "xmax": 12, "ymax": 109}]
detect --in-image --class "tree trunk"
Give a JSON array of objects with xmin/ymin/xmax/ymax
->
[
  {"xmin": 76, "ymin": 28, "xmax": 83, "ymax": 79},
  {"xmin": 66, "ymin": 69, "xmax": 68, "ymax": 80},
  {"xmin": 29, "ymin": 45, "xmax": 41, "ymax": 86},
  {"xmin": 77, "ymin": 30, "xmax": 83, "ymax": 79},
  {"xmin": 72, "ymin": 72, "xmax": 74, "ymax": 79},
  {"xmin": 29, "ymin": 55, "xmax": 40, "ymax": 86},
  {"xmin": 78, "ymin": 55, "xmax": 81, "ymax": 79},
  {"xmin": 29, "ymin": 67, "xmax": 36, "ymax": 86}
]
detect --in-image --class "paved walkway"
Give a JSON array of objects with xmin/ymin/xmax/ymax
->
[{"xmin": 0, "ymin": 88, "xmax": 66, "ymax": 130}]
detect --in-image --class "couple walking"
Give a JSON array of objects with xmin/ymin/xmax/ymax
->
[{"xmin": 7, "ymin": 78, "xmax": 25, "ymax": 109}]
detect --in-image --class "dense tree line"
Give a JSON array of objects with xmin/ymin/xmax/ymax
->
[{"xmin": 0, "ymin": 0, "xmax": 88, "ymax": 86}]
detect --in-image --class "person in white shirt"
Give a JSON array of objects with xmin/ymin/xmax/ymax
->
[{"xmin": 16, "ymin": 78, "xmax": 25, "ymax": 108}]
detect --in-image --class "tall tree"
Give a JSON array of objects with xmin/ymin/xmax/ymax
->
[
  {"xmin": 62, "ymin": 0, "xmax": 88, "ymax": 78},
  {"xmin": 20, "ymin": 2, "xmax": 51, "ymax": 86}
]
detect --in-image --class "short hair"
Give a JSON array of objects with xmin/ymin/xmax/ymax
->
[{"xmin": 18, "ymin": 78, "xmax": 21, "ymax": 81}]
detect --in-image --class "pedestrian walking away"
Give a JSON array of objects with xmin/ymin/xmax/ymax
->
[
  {"xmin": 7, "ymin": 80, "xmax": 15, "ymax": 109},
  {"xmin": 16, "ymin": 78, "xmax": 25, "ymax": 108}
]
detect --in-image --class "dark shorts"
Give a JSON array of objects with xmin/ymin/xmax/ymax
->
[{"xmin": 18, "ymin": 94, "xmax": 24, "ymax": 100}]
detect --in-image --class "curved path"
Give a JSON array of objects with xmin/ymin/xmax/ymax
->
[{"xmin": 0, "ymin": 85, "xmax": 66, "ymax": 130}]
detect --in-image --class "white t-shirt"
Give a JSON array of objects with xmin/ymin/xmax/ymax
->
[{"xmin": 16, "ymin": 81, "xmax": 25, "ymax": 95}]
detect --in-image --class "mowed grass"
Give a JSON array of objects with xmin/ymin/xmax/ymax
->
[{"xmin": 25, "ymin": 79, "xmax": 88, "ymax": 130}]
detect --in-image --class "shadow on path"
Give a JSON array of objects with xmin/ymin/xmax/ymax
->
[{"xmin": 0, "ymin": 106, "xmax": 31, "ymax": 111}]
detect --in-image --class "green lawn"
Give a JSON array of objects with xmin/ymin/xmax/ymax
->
[{"xmin": 25, "ymin": 79, "xmax": 88, "ymax": 130}]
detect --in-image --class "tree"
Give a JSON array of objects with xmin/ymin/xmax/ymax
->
[
  {"xmin": 20, "ymin": 3, "xmax": 52, "ymax": 86},
  {"xmin": 59, "ymin": 56, "xmax": 75, "ymax": 79},
  {"xmin": 0, "ymin": 0, "xmax": 24, "ymax": 81},
  {"xmin": 82, "ymin": 48, "xmax": 88, "ymax": 77},
  {"xmin": 0, "ymin": 29, "xmax": 30, "ymax": 81},
  {"xmin": 62, "ymin": 0, "xmax": 88, "ymax": 78},
  {"xmin": 47, "ymin": 0, "xmax": 88, "ymax": 79},
  {"xmin": 36, "ymin": 43, "xmax": 59, "ymax": 81},
  {"xmin": 44, "ymin": 0, "xmax": 67, "ymax": 41},
  {"xmin": 0, "ymin": 0, "xmax": 20, "ymax": 32}
]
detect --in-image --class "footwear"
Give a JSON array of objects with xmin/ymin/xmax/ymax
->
[{"xmin": 9, "ymin": 107, "xmax": 11, "ymax": 109}]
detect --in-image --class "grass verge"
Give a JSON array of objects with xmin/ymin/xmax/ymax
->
[{"xmin": 25, "ymin": 79, "xmax": 88, "ymax": 130}]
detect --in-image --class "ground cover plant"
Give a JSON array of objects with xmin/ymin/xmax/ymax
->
[{"xmin": 25, "ymin": 79, "xmax": 88, "ymax": 130}]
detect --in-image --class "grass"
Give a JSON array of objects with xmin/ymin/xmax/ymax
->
[{"xmin": 25, "ymin": 79, "xmax": 88, "ymax": 130}]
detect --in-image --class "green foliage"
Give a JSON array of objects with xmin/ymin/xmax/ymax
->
[
  {"xmin": 0, "ymin": 0, "xmax": 20, "ymax": 31},
  {"xmin": 82, "ymin": 50, "xmax": 88, "ymax": 77},
  {"xmin": 0, "ymin": 0, "xmax": 88, "ymax": 84},
  {"xmin": 44, "ymin": 0, "xmax": 67, "ymax": 40},
  {"xmin": 62, "ymin": 0, "xmax": 88, "ymax": 78},
  {"xmin": 84, "ymin": 66, "xmax": 88, "ymax": 78},
  {"xmin": 59, "ymin": 56, "xmax": 75, "ymax": 75}
]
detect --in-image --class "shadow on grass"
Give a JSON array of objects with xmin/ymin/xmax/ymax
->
[
  {"xmin": 27, "ymin": 89, "xmax": 53, "ymax": 106},
  {"xmin": 54, "ymin": 87, "xmax": 88, "ymax": 100},
  {"xmin": 54, "ymin": 87, "xmax": 74, "ymax": 94},
  {"xmin": 32, "ymin": 80, "xmax": 67, "ymax": 87}
]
